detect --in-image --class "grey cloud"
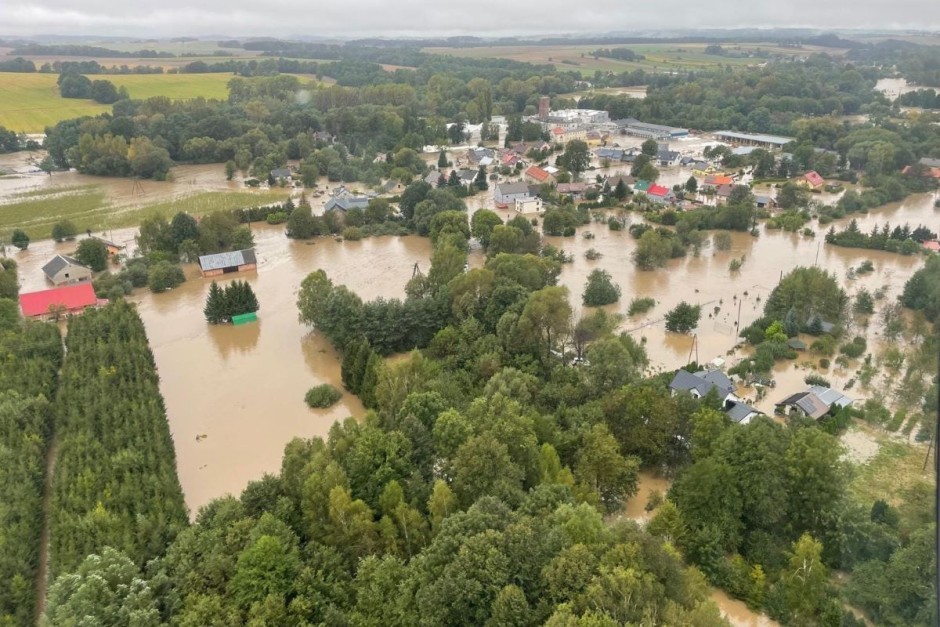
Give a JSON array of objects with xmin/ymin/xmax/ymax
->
[{"xmin": 1, "ymin": 0, "xmax": 938, "ymax": 37}]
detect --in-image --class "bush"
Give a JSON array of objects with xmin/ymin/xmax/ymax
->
[
  {"xmin": 729, "ymin": 257, "xmax": 743, "ymax": 272},
  {"xmin": 714, "ymin": 231, "xmax": 732, "ymax": 251},
  {"xmin": 342, "ymin": 227, "xmax": 364, "ymax": 241},
  {"xmin": 582, "ymin": 269, "xmax": 621, "ymax": 307},
  {"xmin": 818, "ymin": 358, "xmax": 830, "ymax": 369},
  {"xmin": 607, "ymin": 216, "xmax": 623, "ymax": 231},
  {"xmin": 585, "ymin": 248, "xmax": 602, "ymax": 260},
  {"xmin": 51, "ymin": 220, "xmax": 78, "ymax": 242},
  {"xmin": 805, "ymin": 373, "xmax": 831, "ymax": 387},
  {"xmin": 148, "ymin": 261, "xmax": 186, "ymax": 293},
  {"xmin": 305, "ymin": 384, "xmax": 342, "ymax": 408},
  {"xmin": 266, "ymin": 211, "xmax": 288, "ymax": 225},
  {"xmin": 11, "ymin": 229, "xmax": 29, "ymax": 250},
  {"xmin": 628, "ymin": 297, "xmax": 656, "ymax": 316},
  {"xmin": 839, "ymin": 336, "xmax": 867, "ymax": 359}
]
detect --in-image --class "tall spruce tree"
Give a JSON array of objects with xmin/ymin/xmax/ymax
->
[{"xmin": 204, "ymin": 281, "xmax": 226, "ymax": 324}]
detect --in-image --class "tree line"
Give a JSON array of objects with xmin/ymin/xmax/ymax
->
[{"xmin": 0, "ymin": 281, "xmax": 63, "ymax": 624}]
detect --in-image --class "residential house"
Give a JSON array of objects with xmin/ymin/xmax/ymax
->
[
  {"xmin": 467, "ymin": 147, "xmax": 496, "ymax": 166},
  {"xmin": 19, "ymin": 283, "xmax": 99, "ymax": 319},
  {"xmin": 424, "ymin": 170, "xmax": 444, "ymax": 187},
  {"xmin": 92, "ymin": 236, "xmax": 125, "ymax": 257},
  {"xmin": 645, "ymin": 183, "xmax": 675, "ymax": 204},
  {"xmin": 41, "ymin": 254, "xmax": 92, "ymax": 286},
  {"xmin": 514, "ymin": 197, "xmax": 543, "ymax": 214},
  {"xmin": 324, "ymin": 189, "xmax": 371, "ymax": 212},
  {"xmin": 585, "ymin": 130, "xmax": 608, "ymax": 146},
  {"xmin": 605, "ymin": 174, "xmax": 636, "ymax": 190},
  {"xmin": 692, "ymin": 164, "xmax": 722, "ymax": 177},
  {"xmin": 725, "ymin": 401, "xmax": 763, "ymax": 425},
  {"xmin": 596, "ymin": 147, "xmax": 625, "ymax": 162},
  {"xmin": 525, "ymin": 166, "xmax": 553, "ymax": 185},
  {"xmin": 198, "ymin": 248, "xmax": 258, "ymax": 278},
  {"xmin": 657, "ymin": 148, "xmax": 681, "ymax": 167},
  {"xmin": 775, "ymin": 385, "xmax": 853, "ymax": 420},
  {"xmin": 494, "ymin": 181, "xmax": 532, "ymax": 207},
  {"xmin": 457, "ymin": 169, "xmax": 478, "ymax": 187},
  {"xmin": 702, "ymin": 174, "xmax": 734, "ymax": 188},
  {"xmin": 800, "ymin": 170, "xmax": 825, "ymax": 190},
  {"xmin": 923, "ymin": 240, "xmax": 940, "ymax": 253},
  {"xmin": 270, "ymin": 167, "xmax": 292, "ymax": 181},
  {"xmin": 902, "ymin": 157, "xmax": 940, "ymax": 179},
  {"xmin": 313, "ymin": 131, "xmax": 334, "ymax": 144},
  {"xmin": 669, "ymin": 369, "xmax": 763, "ymax": 423},
  {"xmin": 755, "ymin": 194, "xmax": 776, "ymax": 209},
  {"xmin": 556, "ymin": 182, "xmax": 590, "ymax": 199}
]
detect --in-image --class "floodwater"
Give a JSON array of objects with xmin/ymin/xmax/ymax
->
[
  {"xmin": 10, "ymin": 227, "xmax": 432, "ymax": 515},
  {"xmin": 710, "ymin": 588, "xmax": 780, "ymax": 627},
  {"xmin": 622, "ymin": 471, "xmax": 672, "ymax": 523},
  {"xmin": 0, "ymin": 156, "xmax": 244, "ymax": 207},
  {"xmin": 875, "ymin": 77, "xmax": 938, "ymax": 100},
  {"xmin": 7, "ymin": 160, "xmax": 938, "ymax": 512}
]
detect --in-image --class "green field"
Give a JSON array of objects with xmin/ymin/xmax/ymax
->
[
  {"xmin": 423, "ymin": 42, "xmax": 843, "ymax": 77},
  {"xmin": 0, "ymin": 187, "xmax": 287, "ymax": 239},
  {"xmin": 0, "ymin": 72, "xmax": 234, "ymax": 133}
]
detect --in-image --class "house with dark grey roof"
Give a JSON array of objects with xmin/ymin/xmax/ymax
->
[
  {"xmin": 657, "ymin": 148, "xmax": 681, "ymax": 167},
  {"xmin": 324, "ymin": 191, "xmax": 370, "ymax": 212},
  {"xmin": 669, "ymin": 369, "xmax": 737, "ymax": 403},
  {"xmin": 198, "ymin": 248, "xmax": 257, "ymax": 278},
  {"xmin": 726, "ymin": 401, "xmax": 762, "ymax": 424},
  {"xmin": 270, "ymin": 168, "xmax": 292, "ymax": 180},
  {"xmin": 41, "ymin": 254, "xmax": 92, "ymax": 286},
  {"xmin": 775, "ymin": 385, "xmax": 853, "ymax": 420},
  {"xmin": 494, "ymin": 181, "xmax": 532, "ymax": 206}
]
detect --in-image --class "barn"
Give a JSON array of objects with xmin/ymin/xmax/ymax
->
[
  {"xmin": 198, "ymin": 249, "xmax": 257, "ymax": 278},
  {"xmin": 19, "ymin": 283, "xmax": 99, "ymax": 319}
]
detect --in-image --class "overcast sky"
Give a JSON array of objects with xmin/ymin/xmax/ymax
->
[{"xmin": 1, "ymin": 0, "xmax": 938, "ymax": 38}]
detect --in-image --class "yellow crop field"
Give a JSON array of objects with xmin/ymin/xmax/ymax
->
[{"xmin": 0, "ymin": 72, "xmax": 233, "ymax": 133}]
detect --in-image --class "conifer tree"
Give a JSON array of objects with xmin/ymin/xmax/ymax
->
[{"xmin": 204, "ymin": 281, "xmax": 225, "ymax": 324}]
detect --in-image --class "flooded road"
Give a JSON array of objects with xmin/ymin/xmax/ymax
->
[
  {"xmin": 7, "ymin": 179, "xmax": 937, "ymax": 512},
  {"xmin": 875, "ymin": 77, "xmax": 938, "ymax": 100}
]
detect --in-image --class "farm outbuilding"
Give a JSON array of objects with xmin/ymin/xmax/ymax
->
[
  {"xmin": 41, "ymin": 254, "xmax": 92, "ymax": 286},
  {"xmin": 198, "ymin": 249, "xmax": 257, "ymax": 278},
  {"xmin": 19, "ymin": 283, "xmax": 99, "ymax": 319}
]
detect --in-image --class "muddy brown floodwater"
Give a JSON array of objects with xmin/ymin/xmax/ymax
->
[
  {"xmin": 12, "ymin": 227, "xmax": 432, "ymax": 515},
  {"xmin": 7, "ymin": 180, "xmax": 937, "ymax": 513}
]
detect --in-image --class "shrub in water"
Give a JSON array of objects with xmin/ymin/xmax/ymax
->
[{"xmin": 305, "ymin": 384, "xmax": 342, "ymax": 408}]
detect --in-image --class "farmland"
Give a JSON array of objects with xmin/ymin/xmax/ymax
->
[
  {"xmin": 0, "ymin": 72, "xmax": 234, "ymax": 132},
  {"xmin": 423, "ymin": 42, "xmax": 846, "ymax": 76}
]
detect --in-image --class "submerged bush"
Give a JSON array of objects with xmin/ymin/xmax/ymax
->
[{"xmin": 305, "ymin": 384, "xmax": 342, "ymax": 408}]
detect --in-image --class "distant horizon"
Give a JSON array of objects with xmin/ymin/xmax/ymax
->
[
  {"xmin": 0, "ymin": 0, "xmax": 938, "ymax": 41},
  {"xmin": 2, "ymin": 28, "xmax": 940, "ymax": 43}
]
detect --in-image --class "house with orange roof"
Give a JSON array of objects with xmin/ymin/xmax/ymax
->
[
  {"xmin": 525, "ymin": 165, "xmax": 554, "ymax": 184},
  {"xmin": 703, "ymin": 174, "xmax": 734, "ymax": 188}
]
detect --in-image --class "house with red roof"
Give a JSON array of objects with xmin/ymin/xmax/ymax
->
[
  {"xmin": 19, "ymin": 283, "xmax": 100, "ymax": 320},
  {"xmin": 801, "ymin": 170, "xmax": 825, "ymax": 190},
  {"xmin": 923, "ymin": 240, "xmax": 940, "ymax": 253},
  {"xmin": 525, "ymin": 165, "xmax": 553, "ymax": 184},
  {"xmin": 646, "ymin": 184, "xmax": 677, "ymax": 204}
]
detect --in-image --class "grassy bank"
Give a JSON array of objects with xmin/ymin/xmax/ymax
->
[
  {"xmin": 0, "ymin": 72, "xmax": 233, "ymax": 132},
  {"xmin": 0, "ymin": 187, "xmax": 288, "ymax": 239}
]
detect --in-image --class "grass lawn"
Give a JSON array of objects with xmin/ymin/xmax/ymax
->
[
  {"xmin": 849, "ymin": 436, "xmax": 933, "ymax": 508},
  {"xmin": 0, "ymin": 72, "xmax": 234, "ymax": 133},
  {"xmin": 0, "ymin": 187, "xmax": 287, "ymax": 239}
]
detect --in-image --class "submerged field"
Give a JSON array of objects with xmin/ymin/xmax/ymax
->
[
  {"xmin": 0, "ymin": 72, "xmax": 234, "ymax": 132},
  {"xmin": 0, "ymin": 186, "xmax": 287, "ymax": 238}
]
